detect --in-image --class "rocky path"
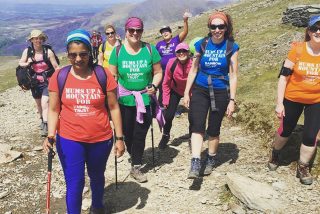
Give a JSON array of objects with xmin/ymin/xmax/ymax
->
[{"xmin": 0, "ymin": 86, "xmax": 319, "ymax": 214}]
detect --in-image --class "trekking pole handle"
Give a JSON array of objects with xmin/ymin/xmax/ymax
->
[{"xmin": 47, "ymin": 137, "xmax": 55, "ymax": 172}]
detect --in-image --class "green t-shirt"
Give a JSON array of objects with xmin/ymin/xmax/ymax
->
[{"xmin": 109, "ymin": 43, "xmax": 161, "ymax": 106}]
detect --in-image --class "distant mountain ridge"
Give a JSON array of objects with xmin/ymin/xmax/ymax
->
[{"xmin": 1, "ymin": 0, "xmax": 235, "ymax": 56}]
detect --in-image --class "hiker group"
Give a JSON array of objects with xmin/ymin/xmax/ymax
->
[{"xmin": 17, "ymin": 10, "xmax": 320, "ymax": 214}]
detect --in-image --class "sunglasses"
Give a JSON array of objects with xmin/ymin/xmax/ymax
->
[
  {"xmin": 67, "ymin": 52, "xmax": 90, "ymax": 59},
  {"xmin": 176, "ymin": 49, "xmax": 189, "ymax": 54},
  {"xmin": 309, "ymin": 25, "xmax": 320, "ymax": 33},
  {"xmin": 210, "ymin": 24, "xmax": 226, "ymax": 30},
  {"xmin": 105, "ymin": 31, "xmax": 115, "ymax": 36},
  {"xmin": 127, "ymin": 28, "xmax": 143, "ymax": 34}
]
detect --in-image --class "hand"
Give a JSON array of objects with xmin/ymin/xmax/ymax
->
[
  {"xmin": 226, "ymin": 101, "xmax": 235, "ymax": 118},
  {"xmin": 183, "ymin": 94, "xmax": 190, "ymax": 109},
  {"xmin": 146, "ymin": 84, "xmax": 157, "ymax": 95},
  {"xmin": 275, "ymin": 103, "xmax": 285, "ymax": 119},
  {"xmin": 183, "ymin": 9, "xmax": 191, "ymax": 21},
  {"xmin": 43, "ymin": 137, "xmax": 55, "ymax": 154},
  {"xmin": 114, "ymin": 140, "xmax": 125, "ymax": 158},
  {"xmin": 163, "ymin": 105, "xmax": 168, "ymax": 109}
]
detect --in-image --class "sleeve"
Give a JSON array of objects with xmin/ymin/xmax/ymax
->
[
  {"xmin": 162, "ymin": 59, "xmax": 174, "ymax": 106},
  {"xmin": 105, "ymin": 68, "xmax": 117, "ymax": 91},
  {"xmin": 48, "ymin": 69, "xmax": 59, "ymax": 92},
  {"xmin": 108, "ymin": 47, "xmax": 118, "ymax": 66},
  {"xmin": 174, "ymin": 35, "xmax": 181, "ymax": 43},
  {"xmin": 232, "ymin": 42, "xmax": 240, "ymax": 54},
  {"xmin": 287, "ymin": 44, "xmax": 299, "ymax": 64},
  {"xmin": 151, "ymin": 45, "xmax": 161, "ymax": 64},
  {"xmin": 194, "ymin": 39, "xmax": 203, "ymax": 53}
]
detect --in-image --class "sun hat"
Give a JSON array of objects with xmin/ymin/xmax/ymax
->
[
  {"xmin": 208, "ymin": 11, "xmax": 228, "ymax": 27},
  {"xmin": 159, "ymin": 25, "xmax": 172, "ymax": 34},
  {"xmin": 27, "ymin": 29, "xmax": 48, "ymax": 41},
  {"xmin": 125, "ymin": 17, "xmax": 144, "ymax": 30},
  {"xmin": 66, "ymin": 29, "xmax": 91, "ymax": 48},
  {"xmin": 175, "ymin": 42, "xmax": 190, "ymax": 52},
  {"xmin": 308, "ymin": 15, "xmax": 320, "ymax": 27}
]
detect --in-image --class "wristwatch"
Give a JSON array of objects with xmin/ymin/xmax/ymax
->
[{"xmin": 115, "ymin": 136, "xmax": 125, "ymax": 141}]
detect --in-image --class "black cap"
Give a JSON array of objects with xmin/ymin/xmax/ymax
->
[{"xmin": 159, "ymin": 25, "xmax": 172, "ymax": 33}]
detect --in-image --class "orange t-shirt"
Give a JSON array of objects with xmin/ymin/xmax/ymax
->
[
  {"xmin": 285, "ymin": 42, "xmax": 320, "ymax": 104},
  {"xmin": 49, "ymin": 67, "xmax": 117, "ymax": 143}
]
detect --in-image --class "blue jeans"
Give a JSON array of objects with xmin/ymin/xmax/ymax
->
[{"xmin": 56, "ymin": 135, "xmax": 113, "ymax": 214}]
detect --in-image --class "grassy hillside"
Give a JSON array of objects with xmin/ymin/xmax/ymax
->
[{"xmin": 171, "ymin": 0, "xmax": 317, "ymax": 142}]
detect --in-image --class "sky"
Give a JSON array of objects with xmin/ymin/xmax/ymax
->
[{"xmin": 0, "ymin": 0, "xmax": 144, "ymax": 5}]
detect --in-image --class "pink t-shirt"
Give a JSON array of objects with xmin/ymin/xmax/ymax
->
[
  {"xmin": 162, "ymin": 57, "xmax": 192, "ymax": 106},
  {"xmin": 49, "ymin": 67, "xmax": 117, "ymax": 142}
]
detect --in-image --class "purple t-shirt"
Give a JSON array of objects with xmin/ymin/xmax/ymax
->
[{"xmin": 156, "ymin": 35, "xmax": 180, "ymax": 70}]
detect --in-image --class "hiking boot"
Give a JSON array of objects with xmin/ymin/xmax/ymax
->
[
  {"xmin": 158, "ymin": 134, "xmax": 170, "ymax": 150},
  {"xmin": 203, "ymin": 154, "xmax": 218, "ymax": 175},
  {"xmin": 296, "ymin": 161, "xmax": 313, "ymax": 185},
  {"xmin": 267, "ymin": 149, "xmax": 280, "ymax": 171},
  {"xmin": 130, "ymin": 165, "xmax": 147, "ymax": 183},
  {"xmin": 41, "ymin": 122, "xmax": 48, "ymax": 137},
  {"xmin": 188, "ymin": 158, "xmax": 201, "ymax": 179},
  {"xmin": 90, "ymin": 207, "xmax": 105, "ymax": 214}
]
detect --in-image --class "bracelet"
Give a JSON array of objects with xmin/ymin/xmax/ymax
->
[
  {"xmin": 47, "ymin": 136, "xmax": 55, "ymax": 144},
  {"xmin": 152, "ymin": 84, "xmax": 158, "ymax": 91},
  {"xmin": 229, "ymin": 98, "xmax": 236, "ymax": 102},
  {"xmin": 115, "ymin": 136, "xmax": 125, "ymax": 141}
]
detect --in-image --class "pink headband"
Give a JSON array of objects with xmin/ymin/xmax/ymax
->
[
  {"xmin": 125, "ymin": 17, "xmax": 144, "ymax": 30},
  {"xmin": 208, "ymin": 12, "xmax": 228, "ymax": 27}
]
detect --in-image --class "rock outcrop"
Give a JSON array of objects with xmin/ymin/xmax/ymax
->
[{"xmin": 282, "ymin": 5, "xmax": 320, "ymax": 27}]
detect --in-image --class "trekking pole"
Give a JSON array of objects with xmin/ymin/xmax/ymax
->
[
  {"xmin": 148, "ymin": 84, "xmax": 155, "ymax": 170},
  {"xmin": 113, "ymin": 128, "xmax": 118, "ymax": 189},
  {"xmin": 46, "ymin": 137, "xmax": 55, "ymax": 214}
]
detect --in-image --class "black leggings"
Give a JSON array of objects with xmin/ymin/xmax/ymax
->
[
  {"xmin": 163, "ymin": 90, "xmax": 183, "ymax": 135},
  {"xmin": 278, "ymin": 98, "xmax": 320, "ymax": 147},
  {"xmin": 189, "ymin": 86, "xmax": 229, "ymax": 137},
  {"xmin": 120, "ymin": 104, "xmax": 152, "ymax": 166}
]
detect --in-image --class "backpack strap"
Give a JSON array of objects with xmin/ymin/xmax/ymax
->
[
  {"xmin": 170, "ymin": 58, "xmax": 179, "ymax": 87},
  {"xmin": 225, "ymin": 39, "xmax": 234, "ymax": 68},
  {"xmin": 93, "ymin": 65, "xmax": 107, "ymax": 96},
  {"xmin": 102, "ymin": 41, "xmax": 106, "ymax": 53},
  {"xmin": 57, "ymin": 65, "xmax": 72, "ymax": 100},
  {"xmin": 200, "ymin": 37, "xmax": 210, "ymax": 57}
]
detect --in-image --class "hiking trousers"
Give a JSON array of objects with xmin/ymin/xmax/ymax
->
[
  {"xmin": 163, "ymin": 90, "xmax": 183, "ymax": 135},
  {"xmin": 56, "ymin": 135, "xmax": 113, "ymax": 214},
  {"xmin": 120, "ymin": 104, "xmax": 152, "ymax": 166}
]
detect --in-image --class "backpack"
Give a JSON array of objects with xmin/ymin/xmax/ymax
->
[
  {"xmin": 15, "ymin": 65, "xmax": 37, "ymax": 90},
  {"xmin": 199, "ymin": 37, "xmax": 234, "ymax": 70},
  {"xmin": 101, "ymin": 39, "xmax": 122, "ymax": 54},
  {"xmin": 169, "ymin": 58, "xmax": 179, "ymax": 87},
  {"xmin": 27, "ymin": 44, "xmax": 60, "ymax": 77},
  {"xmin": 57, "ymin": 65, "xmax": 107, "ymax": 101},
  {"xmin": 115, "ymin": 42, "xmax": 152, "ymax": 57}
]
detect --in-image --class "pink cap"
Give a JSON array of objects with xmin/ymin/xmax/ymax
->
[
  {"xmin": 175, "ymin": 42, "xmax": 190, "ymax": 52},
  {"xmin": 125, "ymin": 17, "xmax": 144, "ymax": 30}
]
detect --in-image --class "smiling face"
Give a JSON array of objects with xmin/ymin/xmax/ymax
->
[
  {"xmin": 31, "ymin": 36, "xmax": 45, "ymax": 48},
  {"xmin": 308, "ymin": 23, "xmax": 320, "ymax": 43},
  {"xmin": 105, "ymin": 27, "xmax": 116, "ymax": 41},
  {"xmin": 67, "ymin": 42, "xmax": 90, "ymax": 70},
  {"xmin": 161, "ymin": 29, "xmax": 172, "ymax": 41},
  {"xmin": 175, "ymin": 49, "xmax": 189, "ymax": 62},
  {"xmin": 209, "ymin": 18, "xmax": 227, "ymax": 42},
  {"xmin": 126, "ymin": 28, "xmax": 143, "ymax": 44}
]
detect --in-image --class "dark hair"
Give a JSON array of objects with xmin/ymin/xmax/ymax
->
[
  {"xmin": 67, "ymin": 41, "xmax": 94, "ymax": 68},
  {"xmin": 305, "ymin": 28, "xmax": 311, "ymax": 42},
  {"xmin": 208, "ymin": 13, "xmax": 234, "ymax": 41}
]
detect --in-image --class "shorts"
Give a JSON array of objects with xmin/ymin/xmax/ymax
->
[
  {"xmin": 31, "ymin": 83, "xmax": 48, "ymax": 99},
  {"xmin": 189, "ymin": 86, "xmax": 229, "ymax": 137}
]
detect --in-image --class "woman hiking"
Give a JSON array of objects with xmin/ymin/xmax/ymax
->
[
  {"xmin": 42, "ymin": 29, "xmax": 125, "ymax": 213},
  {"xmin": 19, "ymin": 29, "xmax": 59, "ymax": 136},
  {"xmin": 156, "ymin": 10, "xmax": 189, "ymax": 107},
  {"xmin": 158, "ymin": 42, "xmax": 192, "ymax": 149},
  {"xmin": 268, "ymin": 15, "xmax": 320, "ymax": 185},
  {"xmin": 109, "ymin": 17, "xmax": 162, "ymax": 183},
  {"xmin": 184, "ymin": 11, "xmax": 239, "ymax": 179},
  {"xmin": 98, "ymin": 24, "xmax": 121, "ymax": 69}
]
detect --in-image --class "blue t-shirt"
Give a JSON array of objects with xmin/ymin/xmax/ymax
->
[
  {"xmin": 156, "ymin": 35, "xmax": 180, "ymax": 71},
  {"xmin": 194, "ymin": 38, "xmax": 239, "ymax": 89}
]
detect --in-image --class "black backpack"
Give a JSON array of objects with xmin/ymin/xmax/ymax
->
[
  {"xmin": 16, "ymin": 65, "xmax": 37, "ymax": 90},
  {"xmin": 27, "ymin": 44, "xmax": 60, "ymax": 77}
]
